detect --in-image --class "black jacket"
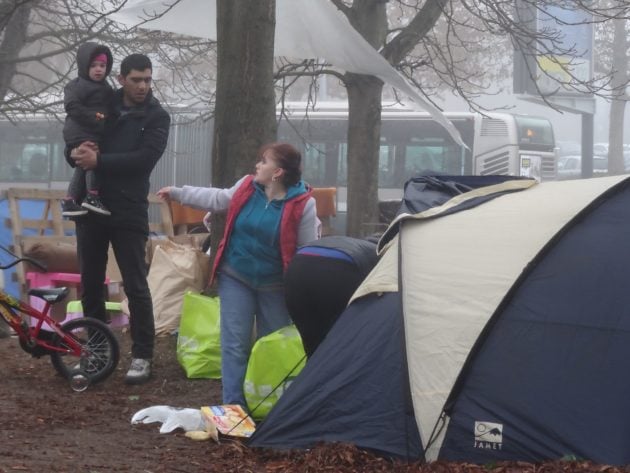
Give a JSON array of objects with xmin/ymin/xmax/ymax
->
[
  {"xmin": 67, "ymin": 88, "xmax": 171, "ymax": 234},
  {"xmin": 63, "ymin": 42, "xmax": 114, "ymax": 146}
]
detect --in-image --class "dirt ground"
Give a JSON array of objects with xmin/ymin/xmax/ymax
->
[{"xmin": 0, "ymin": 327, "xmax": 627, "ymax": 473}]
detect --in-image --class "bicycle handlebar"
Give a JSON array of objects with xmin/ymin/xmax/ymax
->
[
  {"xmin": 0, "ymin": 256, "xmax": 47, "ymax": 272},
  {"xmin": 0, "ymin": 245, "xmax": 47, "ymax": 272}
]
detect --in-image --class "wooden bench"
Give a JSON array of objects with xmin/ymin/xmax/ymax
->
[
  {"xmin": 5, "ymin": 188, "xmax": 174, "ymax": 299},
  {"xmin": 169, "ymin": 200, "xmax": 208, "ymax": 235},
  {"xmin": 312, "ymin": 187, "xmax": 337, "ymax": 236}
]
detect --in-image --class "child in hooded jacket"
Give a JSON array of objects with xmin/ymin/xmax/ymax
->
[{"xmin": 61, "ymin": 42, "xmax": 114, "ymax": 217}]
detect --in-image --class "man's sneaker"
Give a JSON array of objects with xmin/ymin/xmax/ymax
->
[
  {"xmin": 61, "ymin": 199, "xmax": 88, "ymax": 217},
  {"xmin": 125, "ymin": 358, "xmax": 152, "ymax": 385},
  {"xmin": 82, "ymin": 194, "xmax": 111, "ymax": 216}
]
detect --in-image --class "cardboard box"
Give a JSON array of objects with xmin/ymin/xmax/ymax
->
[{"xmin": 200, "ymin": 405, "xmax": 256, "ymax": 438}]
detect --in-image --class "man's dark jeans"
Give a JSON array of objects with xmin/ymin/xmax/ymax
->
[{"xmin": 76, "ymin": 218, "xmax": 153, "ymax": 359}]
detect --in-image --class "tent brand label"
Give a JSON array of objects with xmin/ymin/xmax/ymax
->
[{"xmin": 474, "ymin": 421, "xmax": 503, "ymax": 450}]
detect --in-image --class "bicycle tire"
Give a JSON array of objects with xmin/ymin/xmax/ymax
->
[{"xmin": 50, "ymin": 317, "xmax": 120, "ymax": 385}]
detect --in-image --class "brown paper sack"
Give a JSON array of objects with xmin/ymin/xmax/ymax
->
[{"xmin": 148, "ymin": 240, "xmax": 210, "ymax": 335}]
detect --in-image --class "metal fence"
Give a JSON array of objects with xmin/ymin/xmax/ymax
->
[
  {"xmin": 152, "ymin": 114, "xmax": 214, "ymax": 191},
  {"xmin": 0, "ymin": 112, "xmax": 214, "ymax": 193}
]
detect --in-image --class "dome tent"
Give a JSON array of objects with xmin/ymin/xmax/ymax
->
[{"xmin": 250, "ymin": 174, "xmax": 630, "ymax": 464}]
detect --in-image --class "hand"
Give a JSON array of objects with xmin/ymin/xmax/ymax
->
[
  {"xmin": 95, "ymin": 112, "xmax": 105, "ymax": 121},
  {"xmin": 203, "ymin": 212, "xmax": 212, "ymax": 232},
  {"xmin": 156, "ymin": 187, "xmax": 172, "ymax": 202},
  {"xmin": 70, "ymin": 143, "xmax": 98, "ymax": 170},
  {"xmin": 81, "ymin": 141, "xmax": 99, "ymax": 152}
]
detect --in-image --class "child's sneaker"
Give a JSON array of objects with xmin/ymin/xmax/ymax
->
[
  {"xmin": 82, "ymin": 194, "xmax": 111, "ymax": 216},
  {"xmin": 61, "ymin": 199, "xmax": 88, "ymax": 217}
]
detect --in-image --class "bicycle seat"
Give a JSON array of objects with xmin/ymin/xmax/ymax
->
[{"xmin": 27, "ymin": 287, "xmax": 70, "ymax": 304}]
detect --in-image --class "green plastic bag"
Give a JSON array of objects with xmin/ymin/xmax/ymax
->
[
  {"xmin": 244, "ymin": 325, "xmax": 306, "ymax": 420},
  {"xmin": 176, "ymin": 292, "xmax": 221, "ymax": 379}
]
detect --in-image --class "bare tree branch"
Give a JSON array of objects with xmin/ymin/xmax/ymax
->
[{"xmin": 381, "ymin": 0, "xmax": 446, "ymax": 65}]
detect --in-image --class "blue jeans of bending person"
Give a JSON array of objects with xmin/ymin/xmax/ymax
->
[{"xmin": 218, "ymin": 272, "xmax": 291, "ymax": 408}]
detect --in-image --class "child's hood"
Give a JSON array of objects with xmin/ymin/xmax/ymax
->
[{"xmin": 76, "ymin": 42, "xmax": 113, "ymax": 81}]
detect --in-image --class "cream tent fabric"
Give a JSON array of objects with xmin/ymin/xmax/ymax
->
[
  {"xmin": 353, "ymin": 174, "xmax": 629, "ymax": 460},
  {"xmin": 350, "ymin": 179, "xmax": 538, "ymax": 303},
  {"xmin": 110, "ymin": 0, "xmax": 466, "ymax": 147}
]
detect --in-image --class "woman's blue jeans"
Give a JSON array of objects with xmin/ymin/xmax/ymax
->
[{"xmin": 218, "ymin": 273, "xmax": 291, "ymax": 407}]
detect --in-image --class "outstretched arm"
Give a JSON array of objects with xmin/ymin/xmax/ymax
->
[{"xmin": 159, "ymin": 176, "xmax": 249, "ymax": 213}]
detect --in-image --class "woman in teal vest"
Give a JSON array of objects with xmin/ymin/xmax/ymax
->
[{"xmin": 158, "ymin": 142, "xmax": 319, "ymax": 408}]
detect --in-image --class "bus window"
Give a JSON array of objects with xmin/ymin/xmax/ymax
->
[
  {"xmin": 405, "ymin": 146, "xmax": 442, "ymax": 175},
  {"xmin": 0, "ymin": 118, "xmax": 69, "ymax": 183},
  {"xmin": 278, "ymin": 117, "xmax": 348, "ymax": 187},
  {"xmin": 378, "ymin": 144, "xmax": 395, "ymax": 187},
  {"xmin": 303, "ymin": 142, "xmax": 327, "ymax": 185},
  {"xmin": 514, "ymin": 116, "xmax": 555, "ymax": 150},
  {"xmin": 50, "ymin": 143, "xmax": 71, "ymax": 181},
  {"xmin": 0, "ymin": 142, "xmax": 27, "ymax": 180},
  {"xmin": 337, "ymin": 143, "xmax": 348, "ymax": 186},
  {"xmin": 25, "ymin": 149, "xmax": 49, "ymax": 181}
]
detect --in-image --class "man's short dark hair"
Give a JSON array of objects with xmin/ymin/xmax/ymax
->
[{"xmin": 120, "ymin": 54, "xmax": 152, "ymax": 77}]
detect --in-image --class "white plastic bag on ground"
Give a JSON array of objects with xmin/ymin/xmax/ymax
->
[{"xmin": 131, "ymin": 405, "xmax": 205, "ymax": 433}]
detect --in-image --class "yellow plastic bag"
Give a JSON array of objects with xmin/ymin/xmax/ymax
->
[
  {"xmin": 244, "ymin": 325, "xmax": 306, "ymax": 419},
  {"xmin": 176, "ymin": 292, "xmax": 221, "ymax": 379}
]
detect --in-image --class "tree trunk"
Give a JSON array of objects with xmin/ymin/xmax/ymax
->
[
  {"xmin": 210, "ymin": 0, "xmax": 277, "ymax": 276},
  {"xmin": 342, "ymin": 0, "xmax": 387, "ymax": 237},
  {"xmin": 344, "ymin": 73, "xmax": 383, "ymax": 237},
  {"xmin": 332, "ymin": 0, "xmax": 446, "ymax": 236},
  {"xmin": 607, "ymin": 18, "xmax": 628, "ymax": 175},
  {"xmin": 0, "ymin": 2, "xmax": 31, "ymax": 102}
]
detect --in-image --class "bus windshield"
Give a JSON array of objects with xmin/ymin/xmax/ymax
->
[{"xmin": 514, "ymin": 115, "xmax": 555, "ymax": 149}]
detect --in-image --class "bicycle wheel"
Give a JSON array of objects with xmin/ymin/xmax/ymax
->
[{"xmin": 50, "ymin": 317, "xmax": 120, "ymax": 385}]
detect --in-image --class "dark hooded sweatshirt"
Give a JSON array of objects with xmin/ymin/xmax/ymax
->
[{"xmin": 62, "ymin": 42, "xmax": 114, "ymax": 146}]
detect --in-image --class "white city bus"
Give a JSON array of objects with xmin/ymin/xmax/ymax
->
[
  {"xmin": 0, "ymin": 113, "xmax": 212, "ymax": 192},
  {"xmin": 277, "ymin": 104, "xmax": 557, "ymax": 208},
  {"xmin": 0, "ymin": 106, "xmax": 557, "ymax": 202},
  {"xmin": 0, "ymin": 116, "xmax": 70, "ymax": 189}
]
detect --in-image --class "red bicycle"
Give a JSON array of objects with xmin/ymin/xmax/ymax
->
[{"xmin": 0, "ymin": 246, "xmax": 120, "ymax": 391}]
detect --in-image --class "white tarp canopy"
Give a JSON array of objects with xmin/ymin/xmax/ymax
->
[{"xmin": 110, "ymin": 0, "xmax": 465, "ymax": 147}]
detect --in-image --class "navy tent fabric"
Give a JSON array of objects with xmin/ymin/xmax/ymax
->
[
  {"xmin": 400, "ymin": 175, "xmax": 532, "ymax": 216},
  {"xmin": 249, "ymin": 293, "xmax": 424, "ymax": 460},
  {"xmin": 379, "ymin": 175, "xmax": 533, "ymax": 248},
  {"xmin": 439, "ymin": 182, "xmax": 630, "ymax": 463}
]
